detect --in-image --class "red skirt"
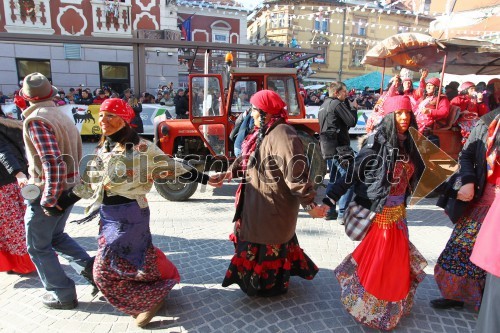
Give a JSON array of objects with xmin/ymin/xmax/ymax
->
[
  {"xmin": 0, "ymin": 182, "xmax": 35, "ymax": 274},
  {"xmin": 335, "ymin": 205, "xmax": 427, "ymax": 331}
]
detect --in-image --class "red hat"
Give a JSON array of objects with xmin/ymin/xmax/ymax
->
[
  {"xmin": 100, "ymin": 98, "xmax": 135, "ymax": 124},
  {"xmin": 459, "ymin": 81, "xmax": 475, "ymax": 92},
  {"xmin": 381, "ymin": 95, "xmax": 412, "ymax": 117},
  {"xmin": 250, "ymin": 90, "xmax": 286, "ymax": 116},
  {"xmin": 426, "ymin": 77, "xmax": 441, "ymax": 87},
  {"xmin": 402, "ymin": 77, "xmax": 412, "ymax": 82}
]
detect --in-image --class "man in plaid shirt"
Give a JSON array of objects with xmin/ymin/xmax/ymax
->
[{"xmin": 20, "ymin": 73, "xmax": 93, "ymax": 310}]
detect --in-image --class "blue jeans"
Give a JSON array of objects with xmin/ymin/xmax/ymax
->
[
  {"xmin": 326, "ymin": 158, "xmax": 354, "ymax": 217},
  {"xmin": 24, "ymin": 200, "xmax": 91, "ymax": 302}
]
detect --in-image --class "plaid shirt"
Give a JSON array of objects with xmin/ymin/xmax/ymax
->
[{"xmin": 28, "ymin": 120, "xmax": 65, "ymax": 207}]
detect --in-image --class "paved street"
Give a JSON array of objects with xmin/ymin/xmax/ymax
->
[{"xmin": 0, "ymin": 142, "xmax": 478, "ymax": 333}]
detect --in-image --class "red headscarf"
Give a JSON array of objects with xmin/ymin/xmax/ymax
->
[
  {"xmin": 380, "ymin": 95, "xmax": 412, "ymax": 117},
  {"xmin": 100, "ymin": 98, "xmax": 135, "ymax": 124},
  {"xmin": 250, "ymin": 90, "xmax": 288, "ymax": 120}
]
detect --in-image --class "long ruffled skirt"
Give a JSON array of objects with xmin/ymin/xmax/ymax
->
[
  {"xmin": 434, "ymin": 184, "xmax": 498, "ymax": 310},
  {"xmin": 93, "ymin": 203, "xmax": 180, "ymax": 316},
  {"xmin": 334, "ymin": 204, "xmax": 427, "ymax": 331},
  {"xmin": 222, "ymin": 221, "xmax": 318, "ymax": 297},
  {"xmin": 0, "ymin": 182, "xmax": 35, "ymax": 274}
]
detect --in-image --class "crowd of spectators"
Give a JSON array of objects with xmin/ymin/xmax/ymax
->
[{"xmin": 303, "ymin": 86, "xmax": 381, "ymax": 110}]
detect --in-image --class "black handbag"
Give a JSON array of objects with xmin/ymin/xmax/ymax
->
[{"xmin": 436, "ymin": 175, "xmax": 469, "ymax": 224}]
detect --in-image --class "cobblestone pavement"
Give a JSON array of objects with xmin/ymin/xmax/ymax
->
[{"xmin": 0, "ymin": 143, "xmax": 478, "ymax": 333}]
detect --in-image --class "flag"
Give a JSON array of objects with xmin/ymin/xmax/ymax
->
[{"xmin": 178, "ymin": 14, "xmax": 194, "ymax": 41}]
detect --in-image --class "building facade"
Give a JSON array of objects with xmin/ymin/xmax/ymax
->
[
  {"xmin": 248, "ymin": 0, "xmax": 433, "ymax": 85},
  {"xmin": 0, "ymin": 0, "xmax": 248, "ymax": 96},
  {"xmin": 176, "ymin": 0, "xmax": 249, "ymax": 87}
]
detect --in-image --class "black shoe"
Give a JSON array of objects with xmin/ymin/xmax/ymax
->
[
  {"xmin": 430, "ymin": 298, "xmax": 464, "ymax": 309},
  {"xmin": 325, "ymin": 211, "xmax": 339, "ymax": 220},
  {"xmin": 42, "ymin": 294, "xmax": 78, "ymax": 310},
  {"xmin": 81, "ymin": 257, "xmax": 99, "ymax": 296}
]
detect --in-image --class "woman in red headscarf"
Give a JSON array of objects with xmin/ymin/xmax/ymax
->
[
  {"xmin": 326, "ymin": 95, "xmax": 427, "ymax": 331},
  {"xmin": 56, "ymin": 98, "xmax": 218, "ymax": 327},
  {"xmin": 451, "ymin": 81, "xmax": 489, "ymax": 145},
  {"xmin": 218, "ymin": 90, "xmax": 327, "ymax": 297},
  {"xmin": 415, "ymin": 77, "xmax": 450, "ymax": 133}
]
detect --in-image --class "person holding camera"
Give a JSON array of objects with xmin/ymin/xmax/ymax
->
[{"xmin": 318, "ymin": 81, "xmax": 358, "ymax": 222}]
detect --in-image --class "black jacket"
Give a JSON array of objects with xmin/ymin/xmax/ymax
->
[
  {"xmin": 318, "ymin": 97, "xmax": 357, "ymax": 158},
  {"xmin": 130, "ymin": 103, "xmax": 144, "ymax": 133},
  {"xmin": 174, "ymin": 95, "xmax": 189, "ymax": 118},
  {"xmin": 327, "ymin": 131, "xmax": 424, "ymax": 213},
  {"xmin": 0, "ymin": 117, "xmax": 27, "ymax": 186},
  {"xmin": 458, "ymin": 107, "xmax": 500, "ymax": 201}
]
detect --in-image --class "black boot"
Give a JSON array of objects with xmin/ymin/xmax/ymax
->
[
  {"xmin": 81, "ymin": 257, "xmax": 99, "ymax": 296},
  {"xmin": 430, "ymin": 298, "xmax": 464, "ymax": 309}
]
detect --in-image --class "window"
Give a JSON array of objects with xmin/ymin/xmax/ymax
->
[
  {"xmin": 211, "ymin": 20, "xmax": 231, "ymax": 44},
  {"xmin": 354, "ymin": 18, "xmax": 367, "ymax": 36},
  {"xmin": 99, "ymin": 62, "xmax": 130, "ymax": 94},
  {"xmin": 213, "ymin": 33, "xmax": 228, "ymax": 43},
  {"xmin": 271, "ymin": 12, "xmax": 286, "ymax": 29},
  {"xmin": 314, "ymin": 16, "xmax": 328, "ymax": 32},
  {"xmin": 267, "ymin": 76, "xmax": 301, "ymax": 116},
  {"xmin": 352, "ymin": 49, "xmax": 365, "ymax": 67},
  {"xmin": 16, "ymin": 58, "xmax": 51, "ymax": 82},
  {"xmin": 313, "ymin": 46, "xmax": 327, "ymax": 64},
  {"xmin": 230, "ymin": 81, "xmax": 257, "ymax": 114}
]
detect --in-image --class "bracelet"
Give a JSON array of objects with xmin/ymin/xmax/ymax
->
[{"xmin": 303, "ymin": 202, "xmax": 317, "ymax": 212}]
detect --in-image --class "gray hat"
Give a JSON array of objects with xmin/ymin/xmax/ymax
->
[{"xmin": 20, "ymin": 72, "xmax": 58, "ymax": 103}]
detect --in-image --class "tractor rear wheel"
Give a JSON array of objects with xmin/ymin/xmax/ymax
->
[{"xmin": 154, "ymin": 180, "xmax": 199, "ymax": 201}]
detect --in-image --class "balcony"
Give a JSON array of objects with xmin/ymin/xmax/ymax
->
[
  {"xmin": 90, "ymin": 0, "xmax": 132, "ymax": 37},
  {"xmin": 3, "ymin": 0, "xmax": 55, "ymax": 34}
]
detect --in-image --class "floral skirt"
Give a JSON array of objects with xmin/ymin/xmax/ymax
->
[
  {"xmin": 434, "ymin": 185, "xmax": 498, "ymax": 310},
  {"xmin": 222, "ymin": 224, "xmax": 318, "ymax": 296},
  {"xmin": 458, "ymin": 117, "xmax": 479, "ymax": 145},
  {"xmin": 0, "ymin": 182, "xmax": 35, "ymax": 274},
  {"xmin": 94, "ymin": 238, "xmax": 180, "ymax": 316},
  {"xmin": 334, "ymin": 206, "xmax": 427, "ymax": 331}
]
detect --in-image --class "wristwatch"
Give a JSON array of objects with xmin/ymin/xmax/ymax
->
[{"xmin": 303, "ymin": 202, "xmax": 318, "ymax": 212}]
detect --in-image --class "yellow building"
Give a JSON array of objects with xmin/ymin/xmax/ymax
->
[{"xmin": 248, "ymin": 0, "xmax": 434, "ymax": 85}]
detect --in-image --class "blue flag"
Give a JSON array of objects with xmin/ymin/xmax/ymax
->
[{"xmin": 179, "ymin": 15, "xmax": 194, "ymax": 41}]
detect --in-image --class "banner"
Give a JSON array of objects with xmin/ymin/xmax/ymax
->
[{"xmin": 1, "ymin": 103, "xmax": 175, "ymax": 136}]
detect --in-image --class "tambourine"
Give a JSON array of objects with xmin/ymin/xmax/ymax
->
[{"xmin": 21, "ymin": 184, "xmax": 41, "ymax": 200}]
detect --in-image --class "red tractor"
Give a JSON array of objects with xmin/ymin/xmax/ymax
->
[{"xmin": 154, "ymin": 67, "xmax": 327, "ymax": 201}]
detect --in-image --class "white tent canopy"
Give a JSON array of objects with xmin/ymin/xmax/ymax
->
[{"xmin": 304, "ymin": 84, "xmax": 326, "ymax": 90}]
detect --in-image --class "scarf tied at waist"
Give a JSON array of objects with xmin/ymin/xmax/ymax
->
[{"xmin": 99, "ymin": 201, "xmax": 152, "ymax": 276}]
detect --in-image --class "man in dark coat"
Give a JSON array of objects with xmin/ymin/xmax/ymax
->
[
  {"xmin": 318, "ymin": 81, "xmax": 358, "ymax": 222},
  {"xmin": 174, "ymin": 88, "xmax": 189, "ymax": 119}
]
